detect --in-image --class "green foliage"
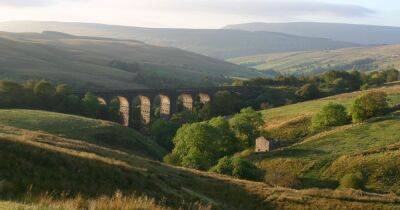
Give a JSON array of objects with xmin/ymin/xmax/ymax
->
[
  {"xmin": 167, "ymin": 123, "xmax": 222, "ymax": 170},
  {"xmin": 295, "ymin": 83, "xmax": 320, "ymax": 101},
  {"xmin": 311, "ymin": 103, "xmax": 349, "ymax": 131},
  {"xmin": 229, "ymin": 107, "xmax": 263, "ymax": 148},
  {"xmin": 0, "ymin": 81, "xmax": 25, "ymax": 107},
  {"xmin": 264, "ymin": 116, "xmax": 311, "ymax": 147},
  {"xmin": 151, "ymin": 119, "xmax": 179, "ymax": 151},
  {"xmin": 340, "ymin": 173, "xmax": 364, "ymax": 190},
  {"xmin": 212, "ymin": 91, "xmax": 242, "ymax": 116},
  {"xmin": 351, "ymin": 91, "xmax": 389, "ymax": 122},
  {"xmin": 210, "ymin": 156, "xmax": 261, "ymax": 181},
  {"xmin": 208, "ymin": 117, "xmax": 241, "ymax": 156}
]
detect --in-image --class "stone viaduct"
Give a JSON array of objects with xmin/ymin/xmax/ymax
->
[{"xmin": 76, "ymin": 86, "xmax": 253, "ymax": 127}]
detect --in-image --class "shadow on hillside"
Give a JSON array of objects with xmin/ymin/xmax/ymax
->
[
  {"xmin": 0, "ymin": 137, "xmax": 275, "ymax": 209},
  {"xmin": 251, "ymin": 148, "xmax": 326, "ymax": 162}
]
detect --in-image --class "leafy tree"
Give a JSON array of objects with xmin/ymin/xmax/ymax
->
[
  {"xmin": 351, "ymin": 91, "xmax": 389, "ymax": 122},
  {"xmin": 0, "ymin": 81, "xmax": 25, "ymax": 107},
  {"xmin": 208, "ymin": 117, "xmax": 240, "ymax": 156},
  {"xmin": 33, "ymin": 80, "xmax": 55, "ymax": 109},
  {"xmin": 295, "ymin": 83, "xmax": 320, "ymax": 101},
  {"xmin": 210, "ymin": 156, "xmax": 261, "ymax": 181},
  {"xmin": 151, "ymin": 119, "xmax": 179, "ymax": 151},
  {"xmin": 384, "ymin": 68, "xmax": 399, "ymax": 82},
  {"xmin": 82, "ymin": 92, "xmax": 102, "ymax": 118},
  {"xmin": 170, "ymin": 110, "xmax": 199, "ymax": 125},
  {"xmin": 229, "ymin": 107, "xmax": 263, "ymax": 148},
  {"xmin": 55, "ymin": 84, "xmax": 73, "ymax": 96},
  {"xmin": 311, "ymin": 103, "xmax": 349, "ymax": 131},
  {"xmin": 212, "ymin": 91, "xmax": 241, "ymax": 116},
  {"xmin": 166, "ymin": 122, "xmax": 221, "ymax": 170}
]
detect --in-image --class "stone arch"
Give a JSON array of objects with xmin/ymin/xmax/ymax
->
[
  {"xmin": 159, "ymin": 94, "xmax": 171, "ymax": 116},
  {"xmin": 139, "ymin": 95, "xmax": 151, "ymax": 125},
  {"xmin": 97, "ymin": 97, "xmax": 107, "ymax": 105},
  {"xmin": 178, "ymin": 94, "xmax": 193, "ymax": 111},
  {"xmin": 199, "ymin": 93, "xmax": 211, "ymax": 104},
  {"xmin": 115, "ymin": 96, "xmax": 129, "ymax": 127}
]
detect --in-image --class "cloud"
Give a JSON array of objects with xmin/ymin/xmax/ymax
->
[{"xmin": 0, "ymin": 0, "xmax": 83, "ymax": 7}]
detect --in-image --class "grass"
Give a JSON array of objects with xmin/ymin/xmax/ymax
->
[
  {"xmin": 1, "ymin": 109, "xmax": 400, "ymax": 209},
  {"xmin": 262, "ymin": 85, "xmax": 400, "ymax": 129},
  {"xmin": 249, "ymin": 85, "xmax": 400, "ymax": 193},
  {"xmin": 228, "ymin": 44, "xmax": 400, "ymax": 75},
  {"xmin": 0, "ymin": 109, "xmax": 166, "ymax": 160}
]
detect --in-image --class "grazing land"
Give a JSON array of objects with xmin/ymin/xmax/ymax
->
[
  {"xmin": 228, "ymin": 45, "xmax": 400, "ymax": 75},
  {"xmin": 1, "ymin": 109, "xmax": 400, "ymax": 209},
  {"xmin": 247, "ymin": 85, "xmax": 400, "ymax": 194}
]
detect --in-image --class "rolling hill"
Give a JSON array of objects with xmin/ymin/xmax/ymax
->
[
  {"xmin": 0, "ymin": 21, "xmax": 360, "ymax": 59},
  {"xmin": 1, "ymin": 109, "xmax": 400, "ymax": 209},
  {"xmin": 248, "ymin": 85, "xmax": 400, "ymax": 193},
  {"xmin": 228, "ymin": 45, "xmax": 400, "ymax": 75},
  {"xmin": 0, "ymin": 31, "xmax": 261, "ymax": 90},
  {"xmin": 225, "ymin": 22, "xmax": 400, "ymax": 46}
]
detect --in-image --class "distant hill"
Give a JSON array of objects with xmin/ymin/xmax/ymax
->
[
  {"xmin": 224, "ymin": 22, "xmax": 400, "ymax": 45},
  {"xmin": 0, "ymin": 31, "xmax": 261, "ymax": 90},
  {"xmin": 0, "ymin": 21, "xmax": 360, "ymax": 59},
  {"xmin": 228, "ymin": 45, "xmax": 400, "ymax": 75}
]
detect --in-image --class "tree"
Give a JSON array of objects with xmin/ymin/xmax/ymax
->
[
  {"xmin": 208, "ymin": 117, "xmax": 240, "ymax": 156},
  {"xmin": 151, "ymin": 119, "xmax": 179, "ymax": 151},
  {"xmin": 295, "ymin": 83, "xmax": 320, "ymax": 101},
  {"xmin": 82, "ymin": 92, "xmax": 102, "ymax": 118},
  {"xmin": 212, "ymin": 91, "xmax": 241, "ymax": 116},
  {"xmin": 229, "ymin": 107, "xmax": 263, "ymax": 148},
  {"xmin": 311, "ymin": 103, "xmax": 349, "ymax": 131},
  {"xmin": 165, "ymin": 122, "xmax": 221, "ymax": 170},
  {"xmin": 33, "ymin": 80, "xmax": 55, "ymax": 109},
  {"xmin": 0, "ymin": 81, "xmax": 25, "ymax": 107},
  {"xmin": 384, "ymin": 68, "xmax": 399, "ymax": 82},
  {"xmin": 351, "ymin": 91, "xmax": 389, "ymax": 122},
  {"xmin": 210, "ymin": 156, "xmax": 261, "ymax": 181},
  {"xmin": 55, "ymin": 84, "xmax": 73, "ymax": 96}
]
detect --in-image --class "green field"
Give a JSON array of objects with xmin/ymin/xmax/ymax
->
[
  {"xmin": 228, "ymin": 45, "xmax": 400, "ymax": 75},
  {"xmin": 1, "ymin": 109, "xmax": 400, "ymax": 209},
  {"xmin": 249, "ymin": 85, "xmax": 400, "ymax": 194}
]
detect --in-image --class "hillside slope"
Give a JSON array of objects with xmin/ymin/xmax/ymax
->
[
  {"xmin": 0, "ymin": 31, "xmax": 260, "ymax": 90},
  {"xmin": 0, "ymin": 21, "xmax": 360, "ymax": 59},
  {"xmin": 248, "ymin": 85, "xmax": 400, "ymax": 193},
  {"xmin": 1, "ymin": 109, "xmax": 400, "ymax": 209},
  {"xmin": 228, "ymin": 45, "xmax": 400, "ymax": 75},
  {"xmin": 225, "ymin": 22, "xmax": 400, "ymax": 45}
]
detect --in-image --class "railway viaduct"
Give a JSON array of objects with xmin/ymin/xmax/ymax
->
[{"xmin": 76, "ymin": 86, "xmax": 255, "ymax": 127}]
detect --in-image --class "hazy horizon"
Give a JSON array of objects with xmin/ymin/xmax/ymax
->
[{"xmin": 0, "ymin": 0, "xmax": 399, "ymax": 29}]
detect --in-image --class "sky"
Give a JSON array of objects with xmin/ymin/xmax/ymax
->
[{"xmin": 0, "ymin": 0, "xmax": 399, "ymax": 28}]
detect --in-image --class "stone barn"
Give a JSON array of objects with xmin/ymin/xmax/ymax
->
[{"xmin": 255, "ymin": 136, "xmax": 273, "ymax": 153}]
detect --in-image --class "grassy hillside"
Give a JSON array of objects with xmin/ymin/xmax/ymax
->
[
  {"xmin": 224, "ymin": 22, "xmax": 400, "ymax": 46},
  {"xmin": 0, "ymin": 31, "xmax": 260, "ymax": 90},
  {"xmin": 228, "ymin": 45, "xmax": 400, "ymax": 75},
  {"xmin": 1, "ymin": 110, "xmax": 400, "ymax": 209},
  {"xmin": 0, "ymin": 21, "xmax": 360, "ymax": 59},
  {"xmin": 246, "ymin": 85, "xmax": 400, "ymax": 194}
]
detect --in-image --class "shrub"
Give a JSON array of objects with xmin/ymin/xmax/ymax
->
[
  {"xmin": 351, "ymin": 91, "xmax": 389, "ymax": 122},
  {"xmin": 311, "ymin": 103, "xmax": 349, "ymax": 131},
  {"xmin": 210, "ymin": 157, "xmax": 261, "ymax": 181},
  {"xmin": 340, "ymin": 173, "xmax": 364, "ymax": 190},
  {"xmin": 151, "ymin": 119, "xmax": 179, "ymax": 151},
  {"xmin": 229, "ymin": 107, "xmax": 263, "ymax": 148}
]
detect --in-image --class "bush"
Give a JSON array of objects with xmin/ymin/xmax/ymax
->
[
  {"xmin": 210, "ymin": 156, "xmax": 261, "ymax": 181},
  {"xmin": 351, "ymin": 91, "xmax": 389, "ymax": 122},
  {"xmin": 311, "ymin": 103, "xmax": 349, "ymax": 131},
  {"xmin": 151, "ymin": 119, "xmax": 179, "ymax": 151},
  {"xmin": 340, "ymin": 173, "xmax": 364, "ymax": 190}
]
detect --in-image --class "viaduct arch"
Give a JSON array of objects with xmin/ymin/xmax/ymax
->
[{"xmin": 78, "ymin": 86, "xmax": 251, "ymax": 127}]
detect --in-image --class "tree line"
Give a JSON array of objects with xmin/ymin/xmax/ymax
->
[{"xmin": 0, "ymin": 80, "xmax": 121, "ymax": 122}]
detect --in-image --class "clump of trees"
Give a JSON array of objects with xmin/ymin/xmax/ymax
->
[
  {"xmin": 311, "ymin": 103, "xmax": 349, "ymax": 131},
  {"xmin": 210, "ymin": 156, "xmax": 261, "ymax": 180},
  {"xmin": 351, "ymin": 91, "xmax": 389, "ymax": 122},
  {"xmin": 0, "ymin": 79, "xmax": 121, "ymax": 122},
  {"xmin": 164, "ymin": 107, "xmax": 262, "ymax": 179},
  {"xmin": 309, "ymin": 91, "xmax": 391, "ymax": 132}
]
